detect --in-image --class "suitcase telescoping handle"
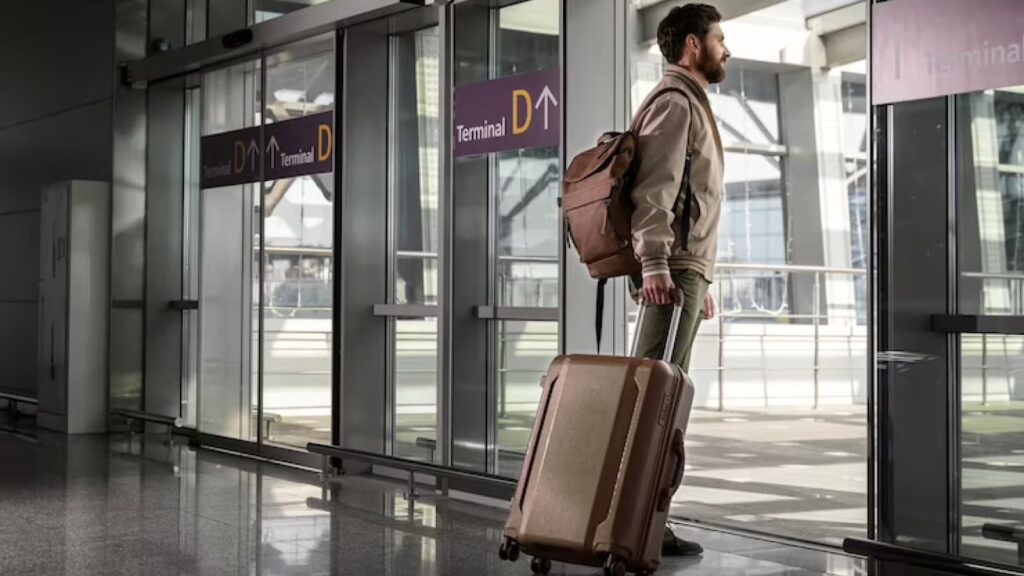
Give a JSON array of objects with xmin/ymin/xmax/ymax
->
[{"xmin": 629, "ymin": 296, "xmax": 685, "ymax": 362}]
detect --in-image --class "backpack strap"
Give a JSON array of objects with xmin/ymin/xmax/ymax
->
[{"xmin": 628, "ymin": 86, "xmax": 689, "ymax": 133}]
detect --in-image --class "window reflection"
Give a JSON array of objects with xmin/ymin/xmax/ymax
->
[{"xmin": 392, "ymin": 26, "xmax": 441, "ymax": 462}]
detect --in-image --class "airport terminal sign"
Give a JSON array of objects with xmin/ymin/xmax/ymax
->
[
  {"xmin": 874, "ymin": 0, "xmax": 1024, "ymax": 104},
  {"xmin": 201, "ymin": 111, "xmax": 334, "ymax": 188},
  {"xmin": 454, "ymin": 68, "xmax": 560, "ymax": 158}
]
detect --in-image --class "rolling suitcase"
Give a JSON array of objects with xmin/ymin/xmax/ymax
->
[{"xmin": 500, "ymin": 302, "xmax": 695, "ymax": 576}]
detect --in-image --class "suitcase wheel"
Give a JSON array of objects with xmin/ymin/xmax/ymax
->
[
  {"xmin": 530, "ymin": 556, "xmax": 552, "ymax": 575},
  {"xmin": 498, "ymin": 538, "xmax": 519, "ymax": 562},
  {"xmin": 603, "ymin": 555, "xmax": 627, "ymax": 576}
]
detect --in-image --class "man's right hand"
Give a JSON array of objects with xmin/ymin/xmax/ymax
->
[{"xmin": 642, "ymin": 273, "xmax": 680, "ymax": 305}]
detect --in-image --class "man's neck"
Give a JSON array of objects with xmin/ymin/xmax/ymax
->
[{"xmin": 675, "ymin": 61, "xmax": 709, "ymax": 90}]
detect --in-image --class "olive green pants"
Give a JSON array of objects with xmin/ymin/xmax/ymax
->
[{"xmin": 630, "ymin": 269, "xmax": 710, "ymax": 372}]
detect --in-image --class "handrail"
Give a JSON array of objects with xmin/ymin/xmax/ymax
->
[
  {"xmin": 395, "ymin": 250, "xmax": 869, "ymax": 276},
  {"xmin": 718, "ymin": 262, "xmax": 865, "ymax": 275},
  {"xmin": 307, "ymin": 442, "xmax": 516, "ymax": 499},
  {"xmin": 112, "ymin": 409, "xmax": 183, "ymax": 429},
  {"xmin": 0, "ymin": 392, "xmax": 37, "ymax": 406},
  {"xmin": 962, "ymin": 271, "xmax": 1024, "ymax": 280},
  {"xmin": 843, "ymin": 537, "xmax": 1024, "ymax": 576}
]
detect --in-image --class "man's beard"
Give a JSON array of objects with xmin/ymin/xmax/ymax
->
[{"xmin": 699, "ymin": 47, "xmax": 726, "ymax": 84}]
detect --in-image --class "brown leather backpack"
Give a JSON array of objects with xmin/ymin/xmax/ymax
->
[{"xmin": 561, "ymin": 87, "xmax": 692, "ymax": 350}]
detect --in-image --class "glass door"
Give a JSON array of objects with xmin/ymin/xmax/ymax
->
[
  {"xmin": 955, "ymin": 86, "xmax": 1024, "ymax": 565},
  {"xmin": 260, "ymin": 34, "xmax": 336, "ymax": 450},
  {"xmin": 190, "ymin": 33, "xmax": 337, "ymax": 455},
  {"xmin": 877, "ymin": 84, "xmax": 1024, "ymax": 568},
  {"xmin": 450, "ymin": 0, "xmax": 562, "ymax": 476},
  {"xmin": 197, "ymin": 57, "xmax": 261, "ymax": 442}
]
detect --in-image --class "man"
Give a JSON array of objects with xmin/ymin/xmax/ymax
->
[{"xmin": 629, "ymin": 3, "xmax": 729, "ymax": 557}]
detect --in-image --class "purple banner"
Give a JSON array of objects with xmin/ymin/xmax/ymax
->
[
  {"xmin": 201, "ymin": 126, "xmax": 260, "ymax": 189},
  {"xmin": 454, "ymin": 68, "xmax": 560, "ymax": 158},
  {"xmin": 265, "ymin": 111, "xmax": 334, "ymax": 180},
  {"xmin": 200, "ymin": 111, "xmax": 334, "ymax": 189},
  {"xmin": 874, "ymin": 0, "xmax": 1024, "ymax": 105}
]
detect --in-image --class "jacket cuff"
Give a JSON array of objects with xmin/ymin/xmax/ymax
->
[{"xmin": 641, "ymin": 257, "xmax": 670, "ymax": 277}]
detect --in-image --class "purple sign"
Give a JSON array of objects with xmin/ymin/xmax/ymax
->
[
  {"xmin": 201, "ymin": 126, "xmax": 260, "ymax": 189},
  {"xmin": 201, "ymin": 111, "xmax": 334, "ymax": 189},
  {"xmin": 454, "ymin": 68, "xmax": 560, "ymax": 158},
  {"xmin": 264, "ymin": 111, "xmax": 334, "ymax": 180},
  {"xmin": 874, "ymin": 0, "xmax": 1024, "ymax": 105}
]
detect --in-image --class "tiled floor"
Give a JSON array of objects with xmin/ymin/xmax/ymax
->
[{"xmin": 0, "ymin": 423, "xmax": 866, "ymax": 576}]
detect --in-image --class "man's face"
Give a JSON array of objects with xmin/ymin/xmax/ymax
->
[{"xmin": 697, "ymin": 23, "xmax": 730, "ymax": 84}]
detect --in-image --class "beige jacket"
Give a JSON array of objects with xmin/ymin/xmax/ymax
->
[{"xmin": 630, "ymin": 65, "xmax": 724, "ymax": 282}]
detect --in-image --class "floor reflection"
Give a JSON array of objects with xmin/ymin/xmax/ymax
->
[{"xmin": 0, "ymin": 428, "xmax": 864, "ymax": 575}]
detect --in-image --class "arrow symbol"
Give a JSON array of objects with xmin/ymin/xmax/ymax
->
[
  {"xmin": 266, "ymin": 136, "xmax": 280, "ymax": 169},
  {"xmin": 535, "ymin": 85, "xmax": 559, "ymax": 131},
  {"xmin": 247, "ymin": 139, "xmax": 259, "ymax": 172}
]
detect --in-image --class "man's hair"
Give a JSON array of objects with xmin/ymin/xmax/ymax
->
[{"xmin": 657, "ymin": 3, "xmax": 723, "ymax": 64}]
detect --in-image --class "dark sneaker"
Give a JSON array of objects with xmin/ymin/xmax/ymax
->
[{"xmin": 662, "ymin": 527, "xmax": 703, "ymax": 557}]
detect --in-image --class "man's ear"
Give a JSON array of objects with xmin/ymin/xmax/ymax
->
[{"xmin": 685, "ymin": 33, "xmax": 701, "ymax": 57}]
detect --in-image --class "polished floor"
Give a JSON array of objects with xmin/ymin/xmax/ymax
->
[
  {"xmin": 0, "ymin": 423, "xmax": 870, "ymax": 576},
  {"xmin": 268, "ymin": 405, "xmax": 867, "ymax": 546}
]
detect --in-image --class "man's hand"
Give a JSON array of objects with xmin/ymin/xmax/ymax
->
[
  {"xmin": 703, "ymin": 291, "xmax": 716, "ymax": 320},
  {"xmin": 641, "ymin": 274, "xmax": 680, "ymax": 305}
]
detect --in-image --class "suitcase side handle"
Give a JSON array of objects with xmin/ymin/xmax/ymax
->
[
  {"xmin": 656, "ymin": 429, "xmax": 686, "ymax": 512},
  {"xmin": 630, "ymin": 300, "xmax": 684, "ymax": 361}
]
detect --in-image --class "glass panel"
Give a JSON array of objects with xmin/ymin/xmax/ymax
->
[
  {"xmin": 262, "ymin": 36, "xmax": 335, "ymax": 449},
  {"xmin": 253, "ymin": 0, "xmax": 331, "ymax": 24},
  {"xmin": 961, "ymin": 334, "xmax": 1024, "ymax": 564},
  {"xmin": 958, "ymin": 87, "xmax": 1024, "ymax": 566},
  {"xmin": 708, "ymin": 69, "xmax": 781, "ymax": 148},
  {"xmin": 199, "ymin": 59, "xmax": 260, "ymax": 441},
  {"xmin": 959, "ymin": 88, "xmax": 1024, "ymax": 316},
  {"xmin": 394, "ymin": 27, "xmax": 441, "ymax": 307},
  {"xmin": 391, "ymin": 26, "xmax": 441, "ymax": 461},
  {"xmin": 182, "ymin": 87, "xmax": 201, "ymax": 428},
  {"xmin": 494, "ymin": 320, "xmax": 558, "ymax": 477},
  {"xmin": 495, "ymin": 147, "xmax": 559, "ymax": 308},
  {"xmin": 718, "ymin": 152, "xmax": 785, "ymax": 265},
  {"xmin": 491, "ymin": 0, "xmax": 561, "ymax": 474},
  {"xmin": 627, "ymin": 3, "xmax": 868, "ymax": 545},
  {"xmin": 394, "ymin": 318, "xmax": 438, "ymax": 461}
]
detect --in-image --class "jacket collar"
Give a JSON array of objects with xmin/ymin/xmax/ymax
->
[{"xmin": 664, "ymin": 64, "xmax": 708, "ymax": 100}]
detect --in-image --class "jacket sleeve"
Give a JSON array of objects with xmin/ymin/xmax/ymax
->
[{"xmin": 630, "ymin": 94, "xmax": 691, "ymax": 277}]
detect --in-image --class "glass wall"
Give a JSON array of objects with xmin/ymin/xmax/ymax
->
[
  {"xmin": 629, "ymin": 0, "xmax": 868, "ymax": 544},
  {"xmin": 491, "ymin": 0, "xmax": 561, "ymax": 476},
  {"xmin": 261, "ymin": 35, "xmax": 336, "ymax": 449},
  {"xmin": 391, "ymin": 25, "xmax": 441, "ymax": 461},
  {"xmin": 450, "ymin": 0, "xmax": 560, "ymax": 477},
  {"xmin": 957, "ymin": 87, "xmax": 1024, "ymax": 564},
  {"xmin": 254, "ymin": 0, "xmax": 332, "ymax": 24}
]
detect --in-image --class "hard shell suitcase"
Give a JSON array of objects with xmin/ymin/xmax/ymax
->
[{"xmin": 500, "ymin": 303, "xmax": 695, "ymax": 576}]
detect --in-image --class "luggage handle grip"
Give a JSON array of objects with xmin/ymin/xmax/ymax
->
[
  {"xmin": 630, "ymin": 298, "xmax": 684, "ymax": 362},
  {"xmin": 657, "ymin": 429, "xmax": 686, "ymax": 512}
]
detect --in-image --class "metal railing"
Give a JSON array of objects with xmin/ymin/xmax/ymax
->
[
  {"xmin": 0, "ymin": 391, "xmax": 37, "ymax": 418},
  {"xmin": 708, "ymin": 263, "xmax": 866, "ymax": 411}
]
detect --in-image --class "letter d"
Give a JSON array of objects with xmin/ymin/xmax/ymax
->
[
  {"xmin": 318, "ymin": 124, "xmax": 333, "ymax": 162},
  {"xmin": 512, "ymin": 89, "xmax": 532, "ymax": 135},
  {"xmin": 234, "ymin": 141, "xmax": 246, "ymax": 173}
]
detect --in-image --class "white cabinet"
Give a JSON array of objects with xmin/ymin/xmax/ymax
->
[{"xmin": 37, "ymin": 181, "xmax": 109, "ymax": 434}]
